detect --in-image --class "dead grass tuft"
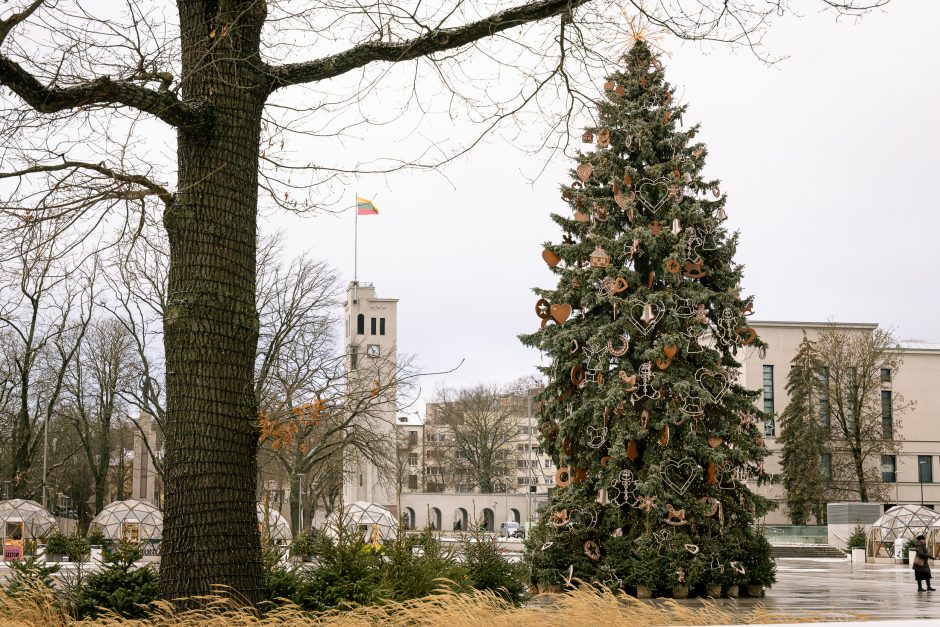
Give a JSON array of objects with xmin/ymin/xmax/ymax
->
[{"xmin": 1, "ymin": 586, "xmax": 857, "ymax": 626}]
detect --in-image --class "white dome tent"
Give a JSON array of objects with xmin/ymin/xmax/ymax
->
[
  {"xmin": 867, "ymin": 504, "xmax": 940, "ymax": 557},
  {"xmin": 1, "ymin": 499, "xmax": 58, "ymax": 557},
  {"xmin": 88, "ymin": 500, "xmax": 163, "ymax": 550},
  {"xmin": 325, "ymin": 501, "xmax": 398, "ymax": 546},
  {"xmin": 258, "ymin": 504, "xmax": 292, "ymax": 545}
]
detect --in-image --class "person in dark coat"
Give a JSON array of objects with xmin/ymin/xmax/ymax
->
[{"xmin": 913, "ymin": 535, "xmax": 935, "ymax": 592}]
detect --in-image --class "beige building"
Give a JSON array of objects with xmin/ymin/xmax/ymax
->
[{"xmin": 740, "ymin": 321, "xmax": 940, "ymax": 524}]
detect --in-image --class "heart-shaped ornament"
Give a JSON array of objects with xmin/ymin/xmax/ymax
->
[
  {"xmin": 696, "ymin": 368, "xmax": 731, "ymax": 404},
  {"xmin": 614, "ymin": 192, "xmax": 629, "ymax": 210},
  {"xmin": 542, "ymin": 248, "xmax": 561, "ymax": 267},
  {"xmin": 627, "ymin": 300, "xmax": 664, "ymax": 335},
  {"xmin": 576, "ymin": 162, "xmax": 594, "ymax": 183},
  {"xmin": 550, "ymin": 303, "xmax": 572, "ymax": 324},
  {"xmin": 635, "ymin": 177, "xmax": 670, "ymax": 213},
  {"xmin": 707, "ymin": 437, "xmax": 724, "ymax": 448},
  {"xmin": 662, "ymin": 458, "xmax": 698, "ymax": 496}
]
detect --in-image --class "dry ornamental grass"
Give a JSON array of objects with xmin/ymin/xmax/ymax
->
[{"xmin": 0, "ymin": 585, "xmax": 854, "ymax": 627}]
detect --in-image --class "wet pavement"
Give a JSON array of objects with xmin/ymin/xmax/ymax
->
[{"xmin": 684, "ymin": 558, "xmax": 940, "ymax": 621}]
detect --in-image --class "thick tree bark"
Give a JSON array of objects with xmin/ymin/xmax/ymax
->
[{"xmin": 159, "ymin": 1, "xmax": 267, "ymax": 603}]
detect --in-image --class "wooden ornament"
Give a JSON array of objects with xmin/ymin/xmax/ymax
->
[
  {"xmin": 603, "ymin": 80, "xmax": 614, "ymax": 91},
  {"xmin": 608, "ymin": 334, "xmax": 629, "ymax": 357},
  {"xmin": 741, "ymin": 302, "xmax": 754, "ymax": 316},
  {"xmin": 735, "ymin": 327, "xmax": 758, "ymax": 345},
  {"xmin": 647, "ymin": 271, "xmax": 655, "ymax": 289},
  {"xmin": 707, "ymin": 437, "xmax": 724, "ymax": 448},
  {"xmin": 639, "ymin": 77, "xmax": 648, "ymax": 88},
  {"xmin": 573, "ymin": 466, "xmax": 588, "ymax": 483},
  {"xmin": 663, "ymin": 110, "xmax": 672, "ymax": 123},
  {"xmin": 583, "ymin": 540, "xmax": 602, "ymax": 561},
  {"xmin": 707, "ymin": 462, "xmax": 717, "ymax": 486},
  {"xmin": 550, "ymin": 303, "xmax": 572, "ymax": 324},
  {"xmin": 615, "ymin": 84, "xmax": 625, "ymax": 97},
  {"xmin": 619, "ymin": 371, "xmax": 637, "ymax": 390},
  {"xmin": 555, "ymin": 467, "xmax": 572, "ymax": 488},
  {"xmin": 656, "ymin": 344, "xmax": 678, "ymax": 370},
  {"xmin": 693, "ymin": 147, "xmax": 704, "ymax": 158},
  {"xmin": 542, "ymin": 248, "xmax": 561, "ymax": 267},
  {"xmin": 659, "ymin": 424, "xmax": 670, "ymax": 448},
  {"xmin": 570, "ymin": 365, "xmax": 585, "ymax": 386},
  {"xmin": 662, "ymin": 92, "xmax": 673, "ymax": 105},
  {"xmin": 665, "ymin": 259, "xmax": 681, "ymax": 274},
  {"xmin": 613, "ymin": 192, "xmax": 628, "ymax": 210},
  {"xmin": 589, "ymin": 246, "xmax": 611, "ymax": 268},
  {"xmin": 582, "ymin": 130, "xmax": 594, "ymax": 143},
  {"xmin": 576, "ymin": 162, "xmax": 594, "ymax": 182},
  {"xmin": 561, "ymin": 189, "xmax": 572, "ymax": 201},
  {"xmin": 562, "ymin": 436, "xmax": 574, "ymax": 456},
  {"xmin": 571, "ymin": 276, "xmax": 581, "ymax": 289},
  {"xmin": 640, "ymin": 408, "xmax": 649, "ymax": 428},
  {"xmin": 683, "ymin": 260, "xmax": 705, "ymax": 278},
  {"xmin": 574, "ymin": 211, "xmax": 590, "ymax": 222},
  {"xmin": 600, "ymin": 455, "xmax": 610, "ymax": 467},
  {"xmin": 665, "ymin": 504, "xmax": 688, "ymax": 526},
  {"xmin": 623, "ymin": 172, "xmax": 632, "ymax": 187},
  {"xmin": 535, "ymin": 298, "xmax": 550, "ymax": 320},
  {"xmin": 626, "ymin": 439, "xmax": 639, "ymax": 461},
  {"xmin": 597, "ymin": 129, "xmax": 611, "ymax": 148},
  {"xmin": 649, "ymin": 221, "xmax": 663, "ymax": 236}
]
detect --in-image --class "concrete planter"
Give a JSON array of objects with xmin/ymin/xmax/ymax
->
[
  {"xmin": 636, "ymin": 585, "xmax": 653, "ymax": 599},
  {"xmin": 672, "ymin": 585, "xmax": 689, "ymax": 599},
  {"xmin": 724, "ymin": 584, "xmax": 739, "ymax": 598},
  {"xmin": 851, "ymin": 548, "xmax": 866, "ymax": 563},
  {"xmin": 704, "ymin": 584, "xmax": 722, "ymax": 598},
  {"xmin": 746, "ymin": 584, "xmax": 764, "ymax": 597}
]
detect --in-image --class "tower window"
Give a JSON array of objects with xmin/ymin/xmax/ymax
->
[
  {"xmin": 356, "ymin": 314, "xmax": 364, "ymax": 335},
  {"xmin": 371, "ymin": 317, "xmax": 377, "ymax": 335},
  {"xmin": 380, "ymin": 318, "xmax": 386, "ymax": 335}
]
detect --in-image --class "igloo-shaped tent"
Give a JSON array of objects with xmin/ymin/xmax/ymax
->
[
  {"xmin": 258, "ymin": 504, "xmax": 292, "ymax": 545},
  {"xmin": 325, "ymin": 501, "xmax": 397, "ymax": 545},
  {"xmin": 89, "ymin": 499, "xmax": 163, "ymax": 545},
  {"xmin": 925, "ymin": 516, "xmax": 940, "ymax": 558},
  {"xmin": 0, "ymin": 499, "xmax": 57, "ymax": 546},
  {"xmin": 867, "ymin": 504, "xmax": 940, "ymax": 557}
]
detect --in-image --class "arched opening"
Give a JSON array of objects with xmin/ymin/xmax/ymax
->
[
  {"xmin": 356, "ymin": 313, "xmax": 365, "ymax": 335},
  {"xmin": 453, "ymin": 507, "xmax": 468, "ymax": 531},
  {"xmin": 510, "ymin": 508, "xmax": 521, "ymax": 524},
  {"xmin": 482, "ymin": 508, "xmax": 495, "ymax": 532},
  {"xmin": 430, "ymin": 507, "xmax": 442, "ymax": 531},
  {"xmin": 402, "ymin": 507, "xmax": 415, "ymax": 530}
]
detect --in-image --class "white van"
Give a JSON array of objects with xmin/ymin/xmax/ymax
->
[{"xmin": 499, "ymin": 521, "xmax": 523, "ymax": 538}]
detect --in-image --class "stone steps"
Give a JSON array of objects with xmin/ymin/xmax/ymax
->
[{"xmin": 772, "ymin": 544, "xmax": 847, "ymax": 559}]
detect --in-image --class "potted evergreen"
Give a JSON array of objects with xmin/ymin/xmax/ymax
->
[
  {"xmin": 742, "ymin": 534, "xmax": 776, "ymax": 597},
  {"xmin": 628, "ymin": 543, "xmax": 666, "ymax": 599},
  {"xmin": 847, "ymin": 523, "xmax": 867, "ymax": 563},
  {"xmin": 44, "ymin": 532, "xmax": 69, "ymax": 562}
]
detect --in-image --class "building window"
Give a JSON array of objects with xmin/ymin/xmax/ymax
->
[
  {"xmin": 380, "ymin": 318, "xmax": 386, "ymax": 335},
  {"xmin": 425, "ymin": 467, "xmax": 441, "ymax": 476},
  {"xmin": 356, "ymin": 314, "xmax": 364, "ymax": 335},
  {"xmin": 370, "ymin": 317, "xmax": 377, "ymax": 335},
  {"xmin": 919, "ymin": 456, "xmax": 933, "ymax": 483},
  {"xmin": 349, "ymin": 347, "xmax": 358, "ymax": 370},
  {"xmin": 881, "ymin": 455, "xmax": 897, "ymax": 483},
  {"xmin": 407, "ymin": 474, "xmax": 418, "ymax": 489},
  {"xmin": 408, "ymin": 453, "xmax": 418, "ymax": 466},
  {"xmin": 762, "ymin": 365, "xmax": 775, "ymax": 436},
  {"xmin": 881, "ymin": 368, "xmax": 892, "ymax": 383},
  {"xmin": 881, "ymin": 390, "xmax": 893, "ymax": 439},
  {"xmin": 820, "ymin": 452, "xmax": 832, "ymax": 480},
  {"xmin": 408, "ymin": 431, "xmax": 418, "ymax": 447},
  {"xmin": 818, "ymin": 368, "xmax": 830, "ymax": 429},
  {"xmin": 544, "ymin": 459, "xmax": 552, "ymax": 468}
]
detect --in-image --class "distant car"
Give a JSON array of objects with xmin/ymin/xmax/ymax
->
[{"xmin": 499, "ymin": 521, "xmax": 524, "ymax": 539}]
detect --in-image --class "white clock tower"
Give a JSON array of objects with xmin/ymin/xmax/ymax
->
[{"xmin": 342, "ymin": 281, "xmax": 399, "ymax": 512}]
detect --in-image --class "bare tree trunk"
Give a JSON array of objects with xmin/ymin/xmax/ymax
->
[
  {"xmin": 853, "ymin": 448, "xmax": 868, "ymax": 502},
  {"xmin": 159, "ymin": 2, "xmax": 267, "ymax": 603}
]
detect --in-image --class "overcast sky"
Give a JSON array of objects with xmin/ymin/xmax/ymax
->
[{"xmin": 271, "ymin": 2, "xmax": 940, "ymax": 405}]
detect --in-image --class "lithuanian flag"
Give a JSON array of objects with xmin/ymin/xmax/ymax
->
[{"xmin": 356, "ymin": 197, "xmax": 379, "ymax": 215}]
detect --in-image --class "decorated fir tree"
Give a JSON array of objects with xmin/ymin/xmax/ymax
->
[
  {"xmin": 778, "ymin": 334, "xmax": 828, "ymax": 525},
  {"xmin": 521, "ymin": 41, "xmax": 775, "ymax": 596}
]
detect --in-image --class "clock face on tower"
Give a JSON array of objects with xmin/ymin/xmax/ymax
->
[{"xmin": 367, "ymin": 344, "xmax": 380, "ymax": 358}]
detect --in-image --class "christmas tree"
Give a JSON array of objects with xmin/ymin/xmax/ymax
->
[
  {"xmin": 521, "ymin": 41, "xmax": 775, "ymax": 597},
  {"xmin": 778, "ymin": 334, "xmax": 828, "ymax": 525}
]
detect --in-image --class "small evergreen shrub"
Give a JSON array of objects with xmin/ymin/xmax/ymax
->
[
  {"xmin": 847, "ymin": 524, "xmax": 866, "ymax": 550},
  {"xmin": 73, "ymin": 541, "xmax": 158, "ymax": 619},
  {"xmin": 462, "ymin": 532, "xmax": 528, "ymax": 606},
  {"xmin": 86, "ymin": 528, "xmax": 107, "ymax": 547},
  {"xmin": 2, "ymin": 556, "xmax": 60, "ymax": 597},
  {"xmin": 289, "ymin": 530, "xmax": 319, "ymax": 559}
]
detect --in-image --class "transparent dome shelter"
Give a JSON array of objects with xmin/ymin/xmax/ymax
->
[
  {"xmin": 89, "ymin": 499, "xmax": 163, "ymax": 544},
  {"xmin": 0, "ymin": 499, "xmax": 57, "ymax": 546},
  {"xmin": 867, "ymin": 504, "xmax": 940, "ymax": 557},
  {"xmin": 325, "ymin": 501, "xmax": 398, "ymax": 545},
  {"xmin": 258, "ymin": 504, "xmax": 292, "ymax": 545},
  {"xmin": 925, "ymin": 516, "xmax": 940, "ymax": 557}
]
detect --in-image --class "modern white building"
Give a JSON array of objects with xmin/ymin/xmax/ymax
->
[{"xmin": 739, "ymin": 320, "xmax": 940, "ymax": 524}]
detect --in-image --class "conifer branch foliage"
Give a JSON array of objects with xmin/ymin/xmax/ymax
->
[{"xmin": 520, "ymin": 41, "xmax": 774, "ymax": 593}]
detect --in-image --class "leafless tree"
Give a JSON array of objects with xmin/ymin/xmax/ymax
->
[
  {"xmin": 0, "ymin": 223, "xmax": 94, "ymax": 499},
  {"xmin": 427, "ymin": 383, "xmax": 531, "ymax": 494},
  {"xmin": 60, "ymin": 317, "xmax": 138, "ymax": 516},
  {"xmin": 815, "ymin": 324, "xmax": 912, "ymax": 502},
  {"xmin": 0, "ymin": 0, "xmax": 892, "ymax": 602}
]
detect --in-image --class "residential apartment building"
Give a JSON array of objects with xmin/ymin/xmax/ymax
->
[{"xmin": 739, "ymin": 321, "xmax": 940, "ymax": 524}]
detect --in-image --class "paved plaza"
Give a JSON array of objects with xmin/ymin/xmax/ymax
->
[{"xmin": 692, "ymin": 558, "xmax": 940, "ymax": 622}]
